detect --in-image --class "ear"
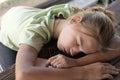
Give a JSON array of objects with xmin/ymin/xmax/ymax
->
[{"xmin": 70, "ymin": 16, "xmax": 82, "ymax": 24}]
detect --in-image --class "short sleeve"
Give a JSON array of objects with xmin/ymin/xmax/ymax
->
[{"xmin": 18, "ymin": 24, "xmax": 50, "ymax": 52}]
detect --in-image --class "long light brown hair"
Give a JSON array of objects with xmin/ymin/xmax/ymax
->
[{"xmin": 71, "ymin": 6, "xmax": 117, "ymax": 51}]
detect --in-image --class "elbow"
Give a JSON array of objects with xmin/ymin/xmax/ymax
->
[{"xmin": 16, "ymin": 67, "xmax": 33, "ymax": 80}]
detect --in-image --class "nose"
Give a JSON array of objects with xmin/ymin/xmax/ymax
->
[{"xmin": 71, "ymin": 47, "xmax": 81, "ymax": 56}]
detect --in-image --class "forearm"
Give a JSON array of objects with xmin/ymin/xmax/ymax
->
[
  {"xmin": 17, "ymin": 58, "xmax": 85, "ymax": 80},
  {"xmin": 76, "ymin": 53, "xmax": 103, "ymax": 66},
  {"xmin": 20, "ymin": 65, "xmax": 85, "ymax": 80},
  {"xmin": 76, "ymin": 49, "xmax": 120, "ymax": 66},
  {"xmin": 76, "ymin": 35, "xmax": 120, "ymax": 66},
  {"xmin": 16, "ymin": 44, "xmax": 85, "ymax": 80}
]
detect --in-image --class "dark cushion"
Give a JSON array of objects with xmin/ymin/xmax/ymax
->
[
  {"xmin": 108, "ymin": 0, "xmax": 120, "ymax": 25},
  {"xmin": 108, "ymin": 0, "xmax": 120, "ymax": 36}
]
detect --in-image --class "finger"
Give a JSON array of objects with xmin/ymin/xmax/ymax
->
[
  {"xmin": 104, "ymin": 69, "xmax": 119, "ymax": 75},
  {"xmin": 50, "ymin": 59, "xmax": 61, "ymax": 67},
  {"xmin": 102, "ymin": 74, "xmax": 113, "ymax": 80},
  {"xmin": 103, "ymin": 63, "xmax": 118, "ymax": 71},
  {"xmin": 103, "ymin": 66, "xmax": 119, "ymax": 75},
  {"xmin": 103, "ymin": 63, "xmax": 119, "ymax": 71},
  {"xmin": 103, "ymin": 63, "xmax": 114, "ymax": 68},
  {"xmin": 48, "ymin": 54, "xmax": 63, "ymax": 62},
  {"xmin": 50, "ymin": 57, "xmax": 61, "ymax": 64},
  {"xmin": 54, "ymin": 62, "xmax": 67, "ymax": 69},
  {"xmin": 49, "ymin": 56, "xmax": 58, "ymax": 62},
  {"xmin": 105, "ymin": 66, "xmax": 117, "ymax": 71},
  {"xmin": 52, "ymin": 59, "xmax": 64, "ymax": 68},
  {"xmin": 46, "ymin": 61, "xmax": 51, "ymax": 67},
  {"xmin": 56, "ymin": 63, "xmax": 64, "ymax": 68},
  {"xmin": 46, "ymin": 56, "xmax": 58, "ymax": 66}
]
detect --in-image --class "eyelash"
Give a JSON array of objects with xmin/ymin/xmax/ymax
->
[
  {"xmin": 76, "ymin": 39, "xmax": 85, "ymax": 52},
  {"xmin": 76, "ymin": 40, "xmax": 82, "ymax": 48},
  {"xmin": 76, "ymin": 40, "xmax": 79, "ymax": 46}
]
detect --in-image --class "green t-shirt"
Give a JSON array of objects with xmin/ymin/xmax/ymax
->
[{"xmin": 1, "ymin": 4, "xmax": 73, "ymax": 52}]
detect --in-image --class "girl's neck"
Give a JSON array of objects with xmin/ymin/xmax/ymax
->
[{"xmin": 53, "ymin": 19, "xmax": 68, "ymax": 38}]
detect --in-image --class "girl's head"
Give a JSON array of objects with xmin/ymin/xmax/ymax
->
[
  {"xmin": 57, "ymin": 6, "xmax": 117, "ymax": 56},
  {"xmin": 75, "ymin": 7, "xmax": 116, "ymax": 50}
]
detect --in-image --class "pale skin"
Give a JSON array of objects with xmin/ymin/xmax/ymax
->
[
  {"xmin": 47, "ymin": 15, "xmax": 120, "ymax": 68},
  {"xmin": 16, "ymin": 15, "xmax": 120, "ymax": 80}
]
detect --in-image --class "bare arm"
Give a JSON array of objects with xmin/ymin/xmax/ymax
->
[
  {"xmin": 16, "ymin": 44, "xmax": 85, "ymax": 80},
  {"xmin": 76, "ymin": 35, "xmax": 120, "ymax": 66},
  {"xmin": 15, "ymin": 43, "xmax": 119, "ymax": 80}
]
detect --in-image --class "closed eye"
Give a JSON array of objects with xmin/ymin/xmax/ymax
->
[
  {"xmin": 76, "ymin": 40, "xmax": 79, "ymax": 46},
  {"xmin": 76, "ymin": 37, "xmax": 83, "ymax": 50}
]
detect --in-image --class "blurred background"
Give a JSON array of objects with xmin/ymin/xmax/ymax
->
[{"xmin": 0, "ymin": 0, "xmax": 116, "ymax": 24}]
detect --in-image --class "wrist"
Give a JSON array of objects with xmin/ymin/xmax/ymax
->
[{"xmin": 69, "ymin": 67, "xmax": 86, "ymax": 80}]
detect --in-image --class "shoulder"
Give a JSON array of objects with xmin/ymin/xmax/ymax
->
[
  {"xmin": 8, "ymin": 6, "xmax": 31, "ymax": 12},
  {"xmin": 10, "ymin": 6, "xmax": 34, "ymax": 10},
  {"xmin": 6, "ymin": 6, "xmax": 41, "ymax": 14}
]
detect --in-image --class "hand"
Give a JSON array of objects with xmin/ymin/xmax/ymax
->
[
  {"xmin": 46, "ymin": 54, "xmax": 77, "ymax": 68},
  {"xmin": 82, "ymin": 62, "xmax": 120, "ymax": 80}
]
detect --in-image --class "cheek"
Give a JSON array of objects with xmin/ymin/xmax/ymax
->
[
  {"xmin": 57, "ymin": 37, "xmax": 62, "ymax": 49},
  {"xmin": 58, "ymin": 36, "xmax": 69, "ymax": 47},
  {"xmin": 57, "ymin": 34, "xmax": 74, "ymax": 49},
  {"xmin": 57, "ymin": 35, "xmax": 67, "ymax": 50}
]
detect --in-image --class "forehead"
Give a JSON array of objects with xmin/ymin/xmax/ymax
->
[
  {"xmin": 72, "ymin": 23, "xmax": 97, "ymax": 39},
  {"xmin": 68, "ymin": 22, "xmax": 99, "ymax": 44}
]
